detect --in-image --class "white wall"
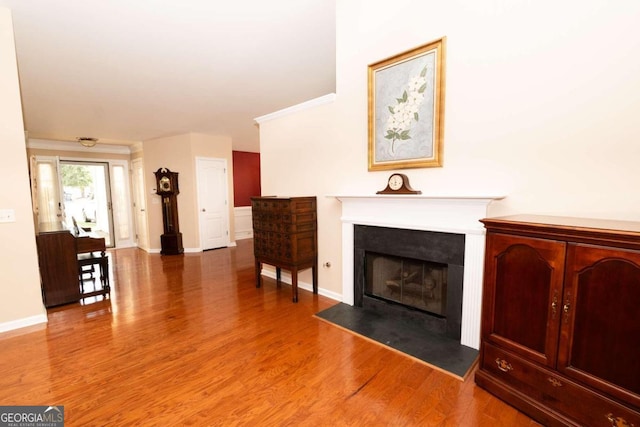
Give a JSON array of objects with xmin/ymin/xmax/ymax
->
[
  {"xmin": 0, "ymin": 8, "xmax": 47, "ymax": 331},
  {"xmin": 258, "ymin": 0, "xmax": 640, "ymax": 298}
]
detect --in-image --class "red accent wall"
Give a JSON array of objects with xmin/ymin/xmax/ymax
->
[{"xmin": 232, "ymin": 151, "xmax": 261, "ymax": 207}]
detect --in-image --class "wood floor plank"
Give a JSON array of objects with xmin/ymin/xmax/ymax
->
[{"xmin": 0, "ymin": 239, "xmax": 540, "ymax": 426}]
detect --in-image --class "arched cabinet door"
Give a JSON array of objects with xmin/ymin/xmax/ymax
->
[
  {"xmin": 481, "ymin": 232, "xmax": 565, "ymax": 367},
  {"xmin": 559, "ymin": 243, "xmax": 640, "ymax": 408}
]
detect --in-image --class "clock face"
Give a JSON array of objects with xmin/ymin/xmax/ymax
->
[
  {"xmin": 388, "ymin": 174, "xmax": 404, "ymax": 191},
  {"xmin": 159, "ymin": 176, "xmax": 171, "ymax": 192}
]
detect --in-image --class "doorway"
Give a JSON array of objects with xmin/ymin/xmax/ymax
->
[
  {"xmin": 60, "ymin": 161, "xmax": 114, "ymax": 246},
  {"xmin": 32, "ymin": 155, "xmax": 134, "ymax": 249}
]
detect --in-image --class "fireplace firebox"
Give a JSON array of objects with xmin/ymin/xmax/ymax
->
[
  {"xmin": 365, "ymin": 253, "xmax": 448, "ymax": 316},
  {"xmin": 354, "ymin": 225, "xmax": 465, "ymax": 340}
]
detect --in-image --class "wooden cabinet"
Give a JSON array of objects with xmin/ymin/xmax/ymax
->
[
  {"xmin": 37, "ymin": 226, "xmax": 81, "ymax": 307},
  {"xmin": 251, "ymin": 196, "xmax": 318, "ymax": 302},
  {"xmin": 37, "ymin": 222, "xmax": 109, "ymax": 307},
  {"xmin": 476, "ymin": 215, "xmax": 640, "ymax": 427}
]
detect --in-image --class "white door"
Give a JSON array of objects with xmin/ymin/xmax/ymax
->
[
  {"xmin": 196, "ymin": 157, "xmax": 229, "ymax": 250},
  {"xmin": 131, "ymin": 158, "xmax": 149, "ymax": 250}
]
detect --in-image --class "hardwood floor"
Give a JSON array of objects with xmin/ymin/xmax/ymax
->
[{"xmin": 0, "ymin": 239, "xmax": 540, "ymax": 426}]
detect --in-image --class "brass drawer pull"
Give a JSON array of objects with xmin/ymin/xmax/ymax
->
[
  {"xmin": 547, "ymin": 377, "xmax": 563, "ymax": 387},
  {"xmin": 495, "ymin": 358, "xmax": 513, "ymax": 372},
  {"xmin": 606, "ymin": 413, "xmax": 634, "ymax": 427}
]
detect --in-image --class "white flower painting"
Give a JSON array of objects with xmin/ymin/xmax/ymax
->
[
  {"xmin": 368, "ymin": 38, "xmax": 445, "ymax": 171},
  {"xmin": 384, "ymin": 65, "xmax": 429, "ymax": 155}
]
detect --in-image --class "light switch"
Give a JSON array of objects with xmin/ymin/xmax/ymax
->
[{"xmin": 0, "ymin": 209, "xmax": 16, "ymax": 223}]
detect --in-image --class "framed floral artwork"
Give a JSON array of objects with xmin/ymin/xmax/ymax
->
[{"xmin": 368, "ymin": 37, "xmax": 446, "ymax": 171}]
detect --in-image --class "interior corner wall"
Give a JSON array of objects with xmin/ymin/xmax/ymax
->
[
  {"xmin": 0, "ymin": 7, "xmax": 47, "ymax": 328},
  {"xmin": 142, "ymin": 133, "xmax": 194, "ymax": 251},
  {"xmin": 258, "ymin": 0, "xmax": 640, "ymax": 299},
  {"xmin": 142, "ymin": 132, "xmax": 235, "ymax": 251}
]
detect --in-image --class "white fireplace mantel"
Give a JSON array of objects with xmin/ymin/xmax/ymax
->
[{"xmin": 332, "ymin": 193, "xmax": 505, "ymax": 349}]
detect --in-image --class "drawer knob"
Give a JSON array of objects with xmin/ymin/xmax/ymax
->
[
  {"xmin": 606, "ymin": 413, "xmax": 634, "ymax": 427},
  {"xmin": 495, "ymin": 358, "xmax": 513, "ymax": 372}
]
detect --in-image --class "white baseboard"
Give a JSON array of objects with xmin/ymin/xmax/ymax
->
[
  {"xmin": 260, "ymin": 266, "xmax": 342, "ymax": 302},
  {"xmin": 0, "ymin": 313, "xmax": 48, "ymax": 335},
  {"xmin": 235, "ymin": 230, "xmax": 253, "ymax": 240}
]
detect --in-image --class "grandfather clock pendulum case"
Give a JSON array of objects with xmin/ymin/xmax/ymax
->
[{"xmin": 154, "ymin": 168, "xmax": 184, "ymax": 255}]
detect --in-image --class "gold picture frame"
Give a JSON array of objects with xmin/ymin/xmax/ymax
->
[{"xmin": 368, "ymin": 37, "xmax": 446, "ymax": 171}]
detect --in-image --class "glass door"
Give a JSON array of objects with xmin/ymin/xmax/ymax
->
[{"xmin": 60, "ymin": 161, "xmax": 114, "ymax": 247}]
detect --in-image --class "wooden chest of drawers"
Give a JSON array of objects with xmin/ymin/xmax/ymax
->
[{"xmin": 251, "ymin": 196, "xmax": 318, "ymax": 302}]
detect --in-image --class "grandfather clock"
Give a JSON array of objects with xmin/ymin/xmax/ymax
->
[{"xmin": 154, "ymin": 168, "xmax": 184, "ymax": 255}]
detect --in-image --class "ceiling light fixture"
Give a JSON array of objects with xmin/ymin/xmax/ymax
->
[{"xmin": 76, "ymin": 137, "xmax": 98, "ymax": 147}]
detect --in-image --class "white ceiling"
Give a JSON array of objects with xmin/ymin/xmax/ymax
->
[{"xmin": 1, "ymin": 0, "xmax": 336, "ymax": 152}]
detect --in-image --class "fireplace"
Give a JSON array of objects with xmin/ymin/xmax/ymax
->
[
  {"xmin": 366, "ymin": 254, "xmax": 448, "ymax": 315},
  {"xmin": 334, "ymin": 193, "xmax": 504, "ymax": 349},
  {"xmin": 354, "ymin": 225, "xmax": 464, "ymax": 340}
]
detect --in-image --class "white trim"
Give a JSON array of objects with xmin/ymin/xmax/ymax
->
[
  {"xmin": 147, "ymin": 247, "xmax": 212, "ymax": 253},
  {"xmin": 0, "ymin": 314, "xmax": 48, "ymax": 334},
  {"xmin": 260, "ymin": 266, "xmax": 342, "ymax": 302},
  {"xmin": 27, "ymin": 138, "xmax": 132, "ymax": 155},
  {"xmin": 234, "ymin": 206, "xmax": 254, "ymax": 240},
  {"xmin": 333, "ymin": 193, "xmax": 505, "ymax": 350},
  {"xmin": 254, "ymin": 93, "xmax": 336, "ymax": 124},
  {"xmin": 152, "ymin": 244, "xmax": 237, "ymax": 253},
  {"xmin": 130, "ymin": 142, "xmax": 144, "ymax": 153}
]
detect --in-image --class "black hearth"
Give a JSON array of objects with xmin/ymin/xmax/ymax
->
[{"xmin": 354, "ymin": 225, "xmax": 465, "ymax": 340}]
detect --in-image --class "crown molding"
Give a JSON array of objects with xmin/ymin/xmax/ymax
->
[
  {"xmin": 27, "ymin": 138, "xmax": 132, "ymax": 155},
  {"xmin": 254, "ymin": 93, "xmax": 336, "ymax": 124}
]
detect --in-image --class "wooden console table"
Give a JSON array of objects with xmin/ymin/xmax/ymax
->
[{"xmin": 251, "ymin": 196, "xmax": 318, "ymax": 302}]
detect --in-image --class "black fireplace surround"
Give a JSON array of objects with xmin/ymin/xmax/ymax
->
[{"xmin": 354, "ymin": 225, "xmax": 465, "ymax": 340}]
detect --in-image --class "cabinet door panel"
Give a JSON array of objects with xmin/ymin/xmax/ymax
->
[
  {"xmin": 37, "ymin": 231, "xmax": 81, "ymax": 307},
  {"xmin": 483, "ymin": 233, "xmax": 566, "ymax": 367},
  {"xmin": 560, "ymin": 243, "xmax": 640, "ymax": 407}
]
